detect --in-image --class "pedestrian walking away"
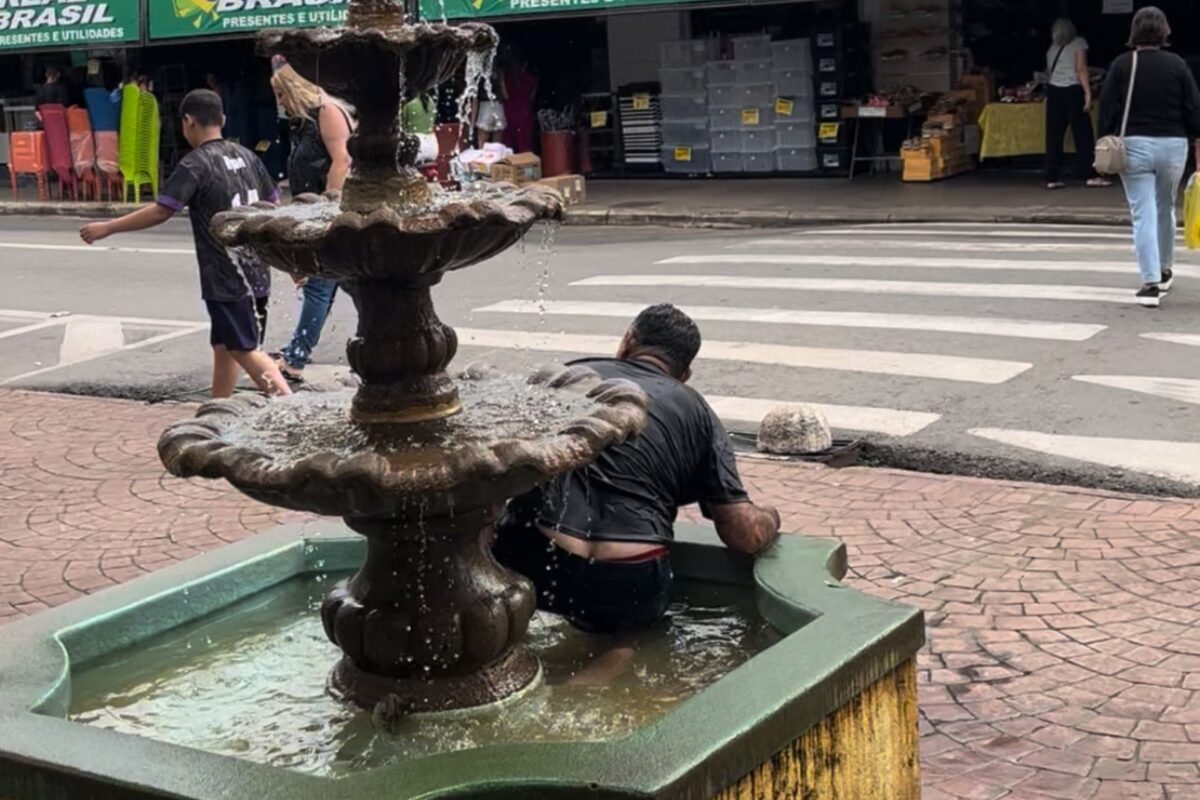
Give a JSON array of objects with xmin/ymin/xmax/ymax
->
[
  {"xmin": 78, "ymin": 88, "xmax": 291, "ymax": 399},
  {"xmin": 1099, "ymin": 6, "xmax": 1200, "ymax": 308},
  {"xmin": 269, "ymin": 56, "xmax": 356, "ymax": 384},
  {"xmin": 1044, "ymin": 18, "xmax": 1109, "ymax": 190}
]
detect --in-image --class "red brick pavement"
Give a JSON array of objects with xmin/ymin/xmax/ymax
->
[{"xmin": 6, "ymin": 388, "xmax": 1200, "ymax": 799}]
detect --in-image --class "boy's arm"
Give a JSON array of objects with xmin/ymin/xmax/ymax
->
[{"xmin": 80, "ymin": 203, "xmax": 174, "ymax": 244}]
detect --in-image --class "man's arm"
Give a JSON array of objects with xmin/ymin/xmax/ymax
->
[
  {"xmin": 707, "ymin": 502, "xmax": 782, "ymax": 556},
  {"xmin": 79, "ymin": 203, "xmax": 174, "ymax": 244}
]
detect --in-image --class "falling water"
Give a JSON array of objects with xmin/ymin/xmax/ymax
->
[{"xmin": 533, "ymin": 222, "xmax": 559, "ymax": 327}]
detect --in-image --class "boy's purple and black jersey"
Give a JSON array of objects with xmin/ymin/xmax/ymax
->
[{"xmin": 157, "ymin": 139, "xmax": 279, "ymax": 302}]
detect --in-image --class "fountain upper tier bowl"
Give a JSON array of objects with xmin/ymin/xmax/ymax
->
[
  {"xmin": 158, "ymin": 365, "xmax": 648, "ymax": 520},
  {"xmin": 212, "ymin": 189, "xmax": 564, "ymax": 282}
]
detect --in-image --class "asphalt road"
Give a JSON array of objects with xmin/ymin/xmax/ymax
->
[{"xmin": 3, "ymin": 214, "xmax": 1200, "ymax": 496}]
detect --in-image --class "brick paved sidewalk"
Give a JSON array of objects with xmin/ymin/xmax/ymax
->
[{"xmin": 5, "ymin": 389, "xmax": 1200, "ymax": 799}]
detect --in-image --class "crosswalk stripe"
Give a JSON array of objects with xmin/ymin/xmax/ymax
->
[
  {"xmin": 1143, "ymin": 333, "xmax": 1200, "ymax": 348},
  {"xmin": 573, "ymin": 274, "xmax": 1137, "ymax": 304},
  {"xmin": 738, "ymin": 239, "xmax": 1151, "ymax": 254},
  {"xmin": 1073, "ymin": 375, "xmax": 1200, "ymax": 406},
  {"xmin": 474, "ymin": 299, "xmax": 1106, "ymax": 342},
  {"xmin": 0, "ymin": 241, "xmax": 194, "ymax": 255},
  {"xmin": 706, "ymin": 395, "xmax": 939, "ymax": 437},
  {"xmin": 457, "ymin": 327, "xmax": 1032, "ymax": 384},
  {"xmin": 969, "ymin": 428, "xmax": 1200, "ymax": 484},
  {"xmin": 791, "ymin": 227, "xmax": 1141, "ymax": 241},
  {"xmin": 658, "ymin": 254, "xmax": 1188, "ymax": 275}
]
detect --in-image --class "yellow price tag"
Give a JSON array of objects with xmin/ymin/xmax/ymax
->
[
  {"xmin": 818, "ymin": 123, "xmax": 840, "ymax": 140},
  {"xmin": 589, "ymin": 111, "xmax": 608, "ymax": 128},
  {"xmin": 254, "ymin": 140, "xmax": 271, "ymax": 153},
  {"xmin": 774, "ymin": 98, "xmax": 794, "ymax": 117},
  {"xmin": 741, "ymin": 108, "xmax": 760, "ymax": 126},
  {"xmin": 674, "ymin": 146, "xmax": 692, "ymax": 163},
  {"xmin": 632, "ymin": 94, "xmax": 650, "ymax": 111}
]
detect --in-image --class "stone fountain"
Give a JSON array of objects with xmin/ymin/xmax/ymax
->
[
  {"xmin": 158, "ymin": 0, "xmax": 649, "ymax": 712},
  {"xmin": 0, "ymin": 3, "xmax": 926, "ymax": 796}
]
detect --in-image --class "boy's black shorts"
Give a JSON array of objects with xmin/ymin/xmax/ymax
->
[{"xmin": 205, "ymin": 296, "xmax": 268, "ymax": 352}]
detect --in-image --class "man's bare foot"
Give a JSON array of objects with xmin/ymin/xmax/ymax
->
[{"xmin": 566, "ymin": 646, "xmax": 636, "ymax": 687}]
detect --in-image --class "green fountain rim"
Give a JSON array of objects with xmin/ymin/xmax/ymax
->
[{"xmin": 0, "ymin": 521, "xmax": 923, "ymax": 799}]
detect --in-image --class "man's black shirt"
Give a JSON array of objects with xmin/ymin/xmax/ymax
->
[
  {"xmin": 509, "ymin": 357, "xmax": 749, "ymax": 544},
  {"xmin": 157, "ymin": 139, "xmax": 278, "ymax": 302}
]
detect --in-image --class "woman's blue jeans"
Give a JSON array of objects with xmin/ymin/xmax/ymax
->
[
  {"xmin": 279, "ymin": 277, "xmax": 338, "ymax": 370},
  {"xmin": 1120, "ymin": 136, "xmax": 1189, "ymax": 285}
]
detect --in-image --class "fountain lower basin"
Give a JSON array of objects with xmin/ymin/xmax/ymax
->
[{"xmin": 0, "ymin": 522, "xmax": 923, "ymax": 799}]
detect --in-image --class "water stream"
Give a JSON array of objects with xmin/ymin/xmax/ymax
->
[{"xmin": 70, "ymin": 573, "xmax": 780, "ymax": 777}]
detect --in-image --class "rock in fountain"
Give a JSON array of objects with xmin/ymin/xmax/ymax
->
[{"xmin": 158, "ymin": 0, "xmax": 648, "ymax": 712}]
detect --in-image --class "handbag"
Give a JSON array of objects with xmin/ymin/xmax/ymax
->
[{"xmin": 1094, "ymin": 50, "xmax": 1139, "ymax": 175}]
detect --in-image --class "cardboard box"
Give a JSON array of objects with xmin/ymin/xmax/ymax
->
[
  {"xmin": 960, "ymin": 72, "xmax": 995, "ymax": 106},
  {"xmin": 537, "ymin": 174, "xmax": 586, "ymax": 206},
  {"xmin": 490, "ymin": 153, "xmax": 542, "ymax": 184}
]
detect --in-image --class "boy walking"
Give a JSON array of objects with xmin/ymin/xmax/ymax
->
[{"xmin": 80, "ymin": 89, "xmax": 290, "ymax": 398}]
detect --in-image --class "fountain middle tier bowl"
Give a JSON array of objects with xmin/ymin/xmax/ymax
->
[
  {"xmin": 212, "ymin": 187, "xmax": 564, "ymax": 283},
  {"xmin": 158, "ymin": 366, "xmax": 647, "ymax": 519}
]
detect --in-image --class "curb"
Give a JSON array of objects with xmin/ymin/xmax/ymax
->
[{"xmin": 0, "ymin": 200, "xmax": 1133, "ymax": 229}]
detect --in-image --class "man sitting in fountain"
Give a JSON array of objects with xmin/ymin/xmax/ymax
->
[
  {"xmin": 496, "ymin": 303, "xmax": 781, "ymax": 638},
  {"xmin": 79, "ymin": 89, "xmax": 291, "ymax": 399}
]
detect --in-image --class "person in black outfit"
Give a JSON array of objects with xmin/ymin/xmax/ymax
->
[
  {"xmin": 1098, "ymin": 7, "xmax": 1200, "ymax": 307},
  {"xmin": 495, "ymin": 305, "xmax": 782, "ymax": 650},
  {"xmin": 34, "ymin": 66, "xmax": 70, "ymax": 120},
  {"xmin": 268, "ymin": 56, "xmax": 355, "ymax": 383},
  {"xmin": 78, "ymin": 90, "xmax": 291, "ymax": 398}
]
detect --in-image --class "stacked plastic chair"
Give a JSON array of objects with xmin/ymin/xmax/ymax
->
[
  {"xmin": 38, "ymin": 104, "xmax": 79, "ymax": 201},
  {"xmin": 118, "ymin": 83, "xmax": 140, "ymax": 201},
  {"xmin": 66, "ymin": 106, "xmax": 100, "ymax": 201},
  {"xmin": 83, "ymin": 87, "xmax": 120, "ymax": 133},
  {"xmin": 8, "ymin": 132, "xmax": 48, "ymax": 200},
  {"xmin": 133, "ymin": 90, "xmax": 160, "ymax": 201},
  {"xmin": 83, "ymin": 87, "xmax": 122, "ymax": 201}
]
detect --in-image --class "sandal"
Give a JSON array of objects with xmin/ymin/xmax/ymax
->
[{"xmin": 1086, "ymin": 178, "xmax": 1113, "ymax": 188}]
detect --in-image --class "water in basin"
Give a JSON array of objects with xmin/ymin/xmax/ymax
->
[{"xmin": 69, "ymin": 572, "xmax": 780, "ymax": 777}]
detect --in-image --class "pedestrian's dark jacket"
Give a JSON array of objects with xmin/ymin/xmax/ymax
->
[{"xmin": 1099, "ymin": 49, "xmax": 1200, "ymax": 139}]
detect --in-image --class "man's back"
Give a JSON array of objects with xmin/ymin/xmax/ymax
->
[{"xmin": 515, "ymin": 356, "xmax": 747, "ymax": 544}]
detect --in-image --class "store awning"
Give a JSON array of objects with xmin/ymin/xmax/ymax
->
[
  {"xmin": 0, "ymin": 0, "xmax": 140, "ymax": 53},
  {"xmin": 419, "ymin": 0, "xmax": 811, "ymax": 23},
  {"xmin": 147, "ymin": 0, "xmax": 348, "ymax": 41}
]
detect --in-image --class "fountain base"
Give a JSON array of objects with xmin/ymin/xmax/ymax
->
[{"xmin": 330, "ymin": 648, "xmax": 541, "ymax": 713}]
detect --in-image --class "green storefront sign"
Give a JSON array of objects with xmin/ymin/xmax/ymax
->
[
  {"xmin": 149, "ymin": 0, "xmax": 349, "ymax": 40},
  {"xmin": 419, "ymin": 0, "xmax": 705, "ymax": 20},
  {"xmin": 0, "ymin": 0, "xmax": 140, "ymax": 51}
]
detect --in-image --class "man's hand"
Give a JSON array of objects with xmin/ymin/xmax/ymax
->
[{"xmin": 79, "ymin": 221, "xmax": 111, "ymax": 245}]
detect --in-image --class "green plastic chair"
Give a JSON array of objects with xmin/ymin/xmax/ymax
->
[
  {"xmin": 117, "ymin": 84, "xmax": 140, "ymax": 202},
  {"xmin": 133, "ymin": 91, "xmax": 160, "ymax": 201}
]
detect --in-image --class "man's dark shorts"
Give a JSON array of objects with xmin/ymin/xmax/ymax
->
[
  {"xmin": 494, "ymin": 519, "xmax": 673, "ymax": 634},
  {"xmin": 205, "ymin": 296, "xmax": 268, "ymax": 352}
]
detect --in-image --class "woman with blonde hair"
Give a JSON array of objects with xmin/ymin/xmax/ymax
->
[{"xmin": 269, "ymin": 56, "xmax": 356, "ymax": 383}]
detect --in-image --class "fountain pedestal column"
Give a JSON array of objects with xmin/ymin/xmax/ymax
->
[{"xmin": 321, "ymin": 508, "xmax": 540, "ymax": 711}]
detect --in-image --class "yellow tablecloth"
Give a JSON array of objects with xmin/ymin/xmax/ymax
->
[{"xmin": 978, "ymin": 102, "xmax": 1099, "ymax": 160}]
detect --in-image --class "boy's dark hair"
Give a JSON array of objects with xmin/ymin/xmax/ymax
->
[
  {"xmin": 629, "ymin": 304, "xmax": 702, "ymax": 376},
  {"xmin": 1128, "ymin": 6, "xmax": 1170, "ymax": 47},
  {"xmin": 180, "ymin": 89, "xmax": 224, "ymax": 127}
]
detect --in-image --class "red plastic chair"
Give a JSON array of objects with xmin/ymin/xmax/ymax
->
[
  {"xmin": 93, "ymin": 131, "xmax": 123, "ymax": 201},
  {"xmin": 66, "ymin": 106, "xmax": 99, "ymax": 201},
  {"xmin": 8, "ymin": 132, "xmax": 48, "ymax": 201},
  {"xmin": 39, "ymin": 104, "xmax": 79, "ymax": 201}
]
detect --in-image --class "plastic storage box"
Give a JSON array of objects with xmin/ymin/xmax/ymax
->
[
  {"xmin": 661, "ymin": 144, "xmax": 710, "ymax": 173},
  {"xmin": 660, "ymin": 39, "xmax": 718, "ymax": 68},
  {"xmin": 707, "ymin": 61, "xmax": 738, "ymax": 86},
  {"xmin": 771, "ymin": 39, "xmax": 812, "ymax": 70},
  {"xmin": 660, "ymin": 93, "xmax": 708, "ymax": 120},
  {"xmin": 661, "ymin": 120, "xmax": 709, "ymax": 146},
  {"xmin": 773, "ymin": 99, "xmax": 815, "ymax": 124},
  {"xmin": 744, "ymin": 152, "xmax": 775, "ymax": 173},
  {"xmin": 710, "ymin": 106, "xmax": 772, "ymax": 130},
  {"xmin": 734, "ymin": 60, "xmax": 773, "ymax": 84},
  {"xmin": 731, "ymin": 34, "xmax": 772, "ymax": 61},
  {"xmin": 659, "ymin": 67, "xmax": 707, "ymax": 94},
  {"xmin": 777, "ymin": 146, "xmax": 818, "ymax": 171},
  {"xmin": 712, "ymin": 151, "xmax": 744, "ymax": 173},
  {"xmin": 773, "ymin": 70, "xmax": 813, "ymax": 97},
  {"xmin": 741, "ymin": 128, "xmax": 776, "ymax": 153},
  {"xmin": 709, "ymin": 129, "xmax": 741, "ymax": 153},
  {"xmin": 777, "ymin": 122, "xmax": 815, "ymax": 148}
]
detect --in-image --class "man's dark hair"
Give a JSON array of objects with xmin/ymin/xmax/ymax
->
[
  {"xmin": 44, "ymin": 66, "xmax": 60, "ymax": 81},
  {"xmin": 1128, "ymin": 6, "xmax": 1170, "ymax": 47},
  {"xmin": 180, "ymin": 89, "xmax": 223, "ymax": 126},
  {"xmin": 629, "ymin": 304, "xmax": 701, "ymax": 376}
]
